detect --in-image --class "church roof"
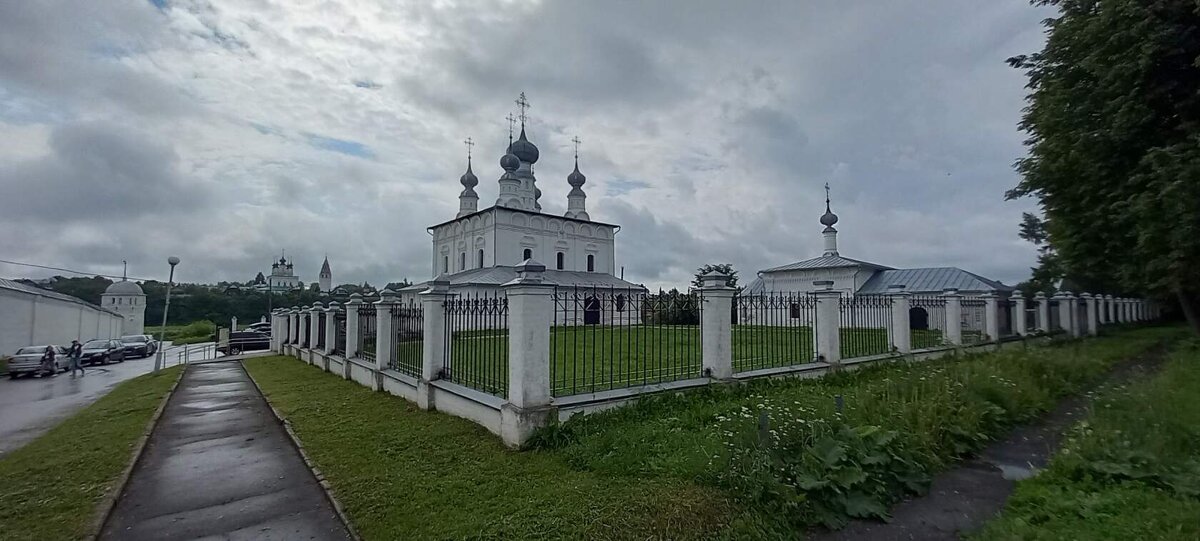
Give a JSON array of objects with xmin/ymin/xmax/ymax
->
[
  {"xmin": 760, "ymin": 255, "xmax": 892, "ymax": 273},
  {"xmin": 320, "ymin": 257, "xmax": 331, "ymax": 275},
  {"xmin": 104, "ymin": 280, "xmax": 145, "ymax": 296},
  {"xmin": 857, "ymin": 267, "xmax": 1013, "ymax": 294},
  {"xmin": 0, "ymin": 278, "xmax": 121, "ymax": 316},
  {"xmin": 427, "ymin": 205, "xmax": 618, "ymax": 231},
  {"xmin": 398, "ymin": 266, "xmax": 646, "ymax": 292}
]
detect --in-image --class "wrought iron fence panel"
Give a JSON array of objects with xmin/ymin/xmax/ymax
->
[
  {"xmin": 1048, "ymin": 299, "xmax": 1062, "ymax": 333},
  {"xmin": 909, "ymin": 295, "xmax": 947, "ymax": 349},
  {"xmin": 443, "ymin": 291, "xmax": 509, "ymax": 397},
  {"xmin": 959, "ymin": 296, "xmax": 987, "ymax": 344},
  {"xmin": 358, "ymin": 304, "xmax": 377, "ymax": 362},
  {"xmin": 550, "ymin": 287, "xmax": 701, "ymax": 397},
  {"xmin": 838, "ymin": 295, "xmax": 894, "ymax": 358},
  {"xmin": 390, "ymin": 301, "xmax": 423, "ymax": 378},
  {"xmin": 332, "ymin": 311, "xmax": 347, "ymax": 356},
  {"xmin": 302, "ymin": 317, "xmax": 311, "ymax": 348},
  {"xmin": 732, "ymin": 293, "xmax": 817, "ymax": 372},
  {"xmin": 316, "ymin": 312, "xmax": 327, "ymax": 349}
]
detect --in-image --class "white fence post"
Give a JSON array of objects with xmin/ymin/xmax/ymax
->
[
  {"xmin": 1082, "ymin": 293, "xmax": 1098, "ymax": 336},
  {"xmin": 813, "ymin": 281, "xmax": 841, "ymax": 365},
  {"xmin": 417, "ymin": 276, "xmax": 452, "ymax": 410},
  {"xmin": 345, "ymin": 294, "xmax": 361, "ymax": 358},
  {"xmin": 501, "ymin": 261, "xmax": 555, "ymax": 448},
  {"xmin": 700, "ymin": 271, "xmax": 734, "ymax": 380},
  {"xmin": 309, "ymin": 302, "xmax": 324, "ymax": 353},
  {"xmin": 1012, "ymin": 290, "xmax": 1027, "ymax": 336},
  {"xmin": 375, "ymin": 289, "xmax": 396, "ymax": 372},
  {"xmin": 1035, "ymin": 292, "xmax": 1050, "ymax": 333},
  {"xmin": 888, "ymin": 285, "xmax": 911, "ymax": 354},
  {"xmin": 325, "ymin": 301, "xmax": 340, "ymax": 354},
  {"xmin": 983, "ymin": 293, "xmax": 1000, "ymax": 343},
  {"xmin": 942, "ymin": 289, "xmax": 962, "ymax": 346},
  {"xmin": 298, "ymin": 309, "xmax": 310, "ymax": 349},
  {"xmin": 1053, "ymin": 292, "xmax": 1072, "ymax": 335}
]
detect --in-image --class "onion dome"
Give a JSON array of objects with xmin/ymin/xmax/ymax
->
[
  {"xmin": 508, "ymin": 127, "xmax": 539, "ymax": 164},
  {"xmin": 459, "ymin": 160, "xmax": 478, "ymax": 189},
  {"xmin": 500, "ymin": 152, "xmax": 520, "ymax": 172},
  {"xmin": 105, "ymin": 280, "xmax": 144, "ymax": 295},
  {"xmin": 820, "ymin": 207, "xmax": 839, "ymax": 227},
  {"xmin": 567, "ymin": 161, "xmax": 587, "ymax": 188}
]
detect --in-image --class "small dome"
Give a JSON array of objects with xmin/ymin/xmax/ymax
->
[
  {"xmin": 500, "ymin": 152, "xmax": 520, "ymax": 171},
  {"xmin": 820, "ymin": 210, "xmax": 839, "ymax": 227},
  {"xmin": 459, "ymin": 162, "xmax": 478, "ymax": 188},
  {"xmin": 567, "ymin": 163, "xmax": 586, "ymax": 187},
  {"xmin": 508, "ymin": 128, "xmax": 539, "ymax": 163},
  {"xmin": 105, "ymin": 280, "xmax": 144, "ymax": 296},
  {"xmin": 534, "ymin": 187, "xmax": 542, "ymax": 199}
]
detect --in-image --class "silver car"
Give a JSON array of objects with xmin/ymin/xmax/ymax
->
[{"xmin": 7, "ymin": 345, "xmax": 69, "ymax": 378}]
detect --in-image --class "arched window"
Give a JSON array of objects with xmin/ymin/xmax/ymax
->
[
  {"xmin": 556, "ymin": 252, "xmax": 565, "ymax": 270},
  {"xmin": 587, "ymin": 254, "xmax": 595, "ymax": 272},
  {"xmin": 615, "ymin": 294, "xmax": 626, "ymax": 312},
  {"xmin": 442, "ymin": 256, "xmax": 449, "ymax": 274},
  {"xmin": 522, "ymin": 248, "xmax": 532, "ymax": 261},
  {"xmin": 478, "ymin": 249, "xmax": 485, "ymax": 268},
  {"xmin": 460, "ymin": 252, "xmax": 466, "ymax": 271}
]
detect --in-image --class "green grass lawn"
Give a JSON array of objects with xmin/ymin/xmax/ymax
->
[
  {"xmin": 973, "ymin": 338, "xmax": 1200, "ymax": 540},
  {"xmin": 146, "ymin": 320, "xmax": 215, "ymax": 345},
  {"xmin": 0, "ymin": 366, "xmax": 181, "ymax": 541},
  {"xmin": 242, "ymin": 357, "xmax": 731, "ymax": 540}
]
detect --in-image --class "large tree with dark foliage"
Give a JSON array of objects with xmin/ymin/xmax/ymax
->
[{"xmin": 1007, "ymin": 0, "xmax": 1200, "ymax": 331}]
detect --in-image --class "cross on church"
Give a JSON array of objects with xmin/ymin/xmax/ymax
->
[
  {"xmin": 571, "ymin": 136, "xmax": 581, "ymax": 159},
  {"xmin": 505, "ymin": 113, "xmax": 517, "ymax": 142},
  {"xmin": 825, "ymin": 182, "xmax": 831, "ymax": 205},
  {"xmin": 515, "ymin": 92, "xmax": 530, "ymax": 126},
  {"xmin": 463, "ymin": 137, "xmax": 474, "ymax": 161}
]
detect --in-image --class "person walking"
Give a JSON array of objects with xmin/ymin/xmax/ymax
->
[
  {"xmin": 39, "ymin": 345, "xmax": 58, "ymax": 377},
  {"xmin": 67, "ymin": 340, "xmax": 84, "ymax": 377}
]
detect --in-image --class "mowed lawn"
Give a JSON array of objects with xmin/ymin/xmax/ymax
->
[
  {"xmin": 440, "ymin": 325, "xmax": 949, "ymax": 397},
  {"xmin": 242, "ymin": 357, "xmax": 731, "ymax": 540}
]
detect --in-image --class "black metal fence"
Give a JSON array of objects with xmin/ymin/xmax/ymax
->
[
  {"xmin": 550, "ymin": 287, "xmax": 701, "ymax": 397},
  {"xmin": 358, "ymin": 304, "xmax": 377, "ymax": 362},
  {"xmin": 332, "ymin": 310, "xmax": 346, "ymax": 356},
  {"xmin": 443, "ymin": 292, "xmax": 509, "ymax": 397},
  {"xmin": 960, "ymin": 296, "xmax": 987, "ymax": 344},
  {"xmin": 909, "ymin": 295, "xmax": 947, "ymax": 349},
  {"xmin": 390, "ymin": 301, "xmax": 423, "ymax": 378},
  {"xmin": 316, "ymin": 312, "xmax": 327, "ymax": 349},
  {"xmin": 1048, "ymin": 298, "xmax": 1062, "ymax": 333},
  {"xmin": 733, "ymin": 293, "xmax": 817, "ymax": 372},
  {"xmin": 302, "ymin": 316, "xmax": 311, "ymax": 348},
  {"xmin": 839, "ymin": 295, "xmax": 894, "ymax": 358}
]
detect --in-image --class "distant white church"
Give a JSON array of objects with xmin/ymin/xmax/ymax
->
[
  {"xmin": 400, "ymin": 98, "xmax": 644, "ymax": 302},
  {"xmin": 744, "ymin": 186, "xmax": 1013, "ymax": 297},
  {"xmin": 267, "ymin": 253, "xmax": 301, "ymax": 291},
  {"xmin": 102, "ymin": 279, "xmax": 146, "ymax": 335}
]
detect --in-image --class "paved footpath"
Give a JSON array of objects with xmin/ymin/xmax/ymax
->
[{"xmin": 101, "ymin": 361, "xmax": 351, "ymax": 540}]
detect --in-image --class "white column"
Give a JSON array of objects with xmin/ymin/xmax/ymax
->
[
  {"xmin": 812, "ymin": 281, "xmax": 841, "ymax": 365},
  {"xmin": 1117, "ymin": 298, "xmax": 1126, "ymax": 323},
  {"xmin": 1082, "ymin": 293, "xmax": 1098, "ymax": 336},
  {"xmin": 501, "ymin": 261, "xmax": 556, "ymax": 448},
  {"xmin": 699, "ymin": 271, "xmax": 734, "ymax": 380},
  {"xmin": 1053, "ymin": 292, "xmax": 1071, "ymax": 335},
  {"xmin": 983, "ymin": 293, "xmax": 1000, "ymax": 342},
  {"xmin": 943, "ymin": 289, "xmax": 962, "ymax": 345},
  {"xmin": 345, "ymin": 293, "xmax": 362, "ymax": 358},
  {"xmin": 1012, "ymin": 291, "xmax": 1028, "ymax": 336},
  {"xmin": 1035, "ymin": 292, "xmax": 1050, "ymax": 333},
  {"xmin": 888, "ymin": 286, "xmax": 912, "ymax": 354},
  {"xmin": 325, "ymin": 302, "xmax": 340, "ymax": 354},
  {"xmin": 298, "ymin": 310, "xmax": 310, "ymax": 348},
  {"xmin": 375, "ymin": 289, "xmax": 397, "ymax": 371},
  {"xmin": 417, "ymin": 276, "xmax": 452, "ymax": 410}
]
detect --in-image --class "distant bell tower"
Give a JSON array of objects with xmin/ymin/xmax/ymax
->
[
  {"xmin": 101, "ymin": 262, "xmax": 146, "ymax": 335},
  {"xmin": 319, "ymin": 256, "xmax": 332, "ymax": 293}
]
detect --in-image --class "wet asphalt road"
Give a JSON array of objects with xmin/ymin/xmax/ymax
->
[
  {"xmin": 0, "ymin": 344, "xmax": 204, "ymax": 456},
  {"xmin": 100, "ymin": 361, "xmax": 351, "ymax": 540}
]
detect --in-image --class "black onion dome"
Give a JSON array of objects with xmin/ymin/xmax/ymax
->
[
  {"xmin": 459, "ymin": 162, "xmax": 478, "ymax": 188},
  {"xmin": 567, "ymin": 162, "xmax": 586, "ymax": 187},
  {"xmin": 500, "ymin": 152, "xmax": 520, "ymax": 171},
  {"xmin": 820, "ymin": 210, "xmax": 839, "ymax": 227},
  {"xmin": 508, "ymin": 127, "xmax": 539, "ymax": 163}
]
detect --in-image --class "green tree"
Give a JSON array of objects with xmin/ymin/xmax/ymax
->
[
  {"xmin": 690, "ymin": 263, "xmax": 739, "ymax": 290},
  {"xmin": 1008, "ymin": 0, "xmax": 1200, "ymax": 331}
]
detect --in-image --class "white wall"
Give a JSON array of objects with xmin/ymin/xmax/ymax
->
[
  {"xmin": 431, "ymin": 207, "xmax": 617, "ymax": 277},
  {"xmin": 0, "ymin": 287, "xmax": 124, "ymax": 355}
]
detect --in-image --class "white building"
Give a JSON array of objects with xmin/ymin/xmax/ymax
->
[
  {"xmin": 318, "ymin": 257, "xmax": 332, "ymax": 293},
  {"xmin": 0, "ymin": 278, "xmax": 124, "ymax": 354},
  {"xmin": 101, "ymin": 280, "xmax": 147, "ymax": 335},
  {"xmin": 268, "ymin": 254, "xmax": 301, "ymax": 291},
  {"xmin": 400, "ymin": 112, "xmax": 645, "ymax": 307}
]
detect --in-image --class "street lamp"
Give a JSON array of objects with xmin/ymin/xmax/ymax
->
[{"xmin": 153, "ymin": 256, "xmax": 181, "ymax": 372}]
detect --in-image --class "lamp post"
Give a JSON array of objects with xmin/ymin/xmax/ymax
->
[{"xmin": 154, "ymin": 256, "xmax": 181, "ymax": 372}]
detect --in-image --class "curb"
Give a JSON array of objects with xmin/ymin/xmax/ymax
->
[
  {"xmin": 89, "ymin": 366, "xmax": 187, "ymax": 541},
  {"xmin": 240, "ymin": 358, "xmax": 363, "ymax": 541}
]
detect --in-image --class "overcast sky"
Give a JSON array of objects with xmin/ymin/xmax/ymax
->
[{"xmin": 0, "ymin": 0, "xmax": 1050, "ymax": 289}]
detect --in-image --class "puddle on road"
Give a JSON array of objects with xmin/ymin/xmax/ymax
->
[{"xmin": 994, "ymin": 462, "xmax": 1038, "ymax": 481}]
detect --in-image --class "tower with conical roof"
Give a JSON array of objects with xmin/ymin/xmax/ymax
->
[
  {"xmin": 820, "ymin": 183, "xmax": 840, "ymax": 257},
  {"xmin": 458, "ymin": 138, "xmax": 479, "ymax": 217},
  {"xmin": 564, "ymin": 136, "xmax": 589, "ymax": 220},
  {"xmin": 318, "ymin": 256, "xmax": 332, "ymax": 293}
]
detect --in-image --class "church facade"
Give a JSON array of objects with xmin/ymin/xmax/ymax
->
[
  {"xmin": 267, "ymin": 254, "xmax": 301, "ymax": 291},
  {"xmin": 399, "ymin": 105, "xmax": 644, "ymax": 307}
]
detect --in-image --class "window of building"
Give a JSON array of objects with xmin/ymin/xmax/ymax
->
[
  {"xmin": 522, "ymin": 248, "xmax": 532, "ymax": 261},
  {"xmin": 442, "ymin": 256, "xmax": 449, "ymax": 274},
  {"xmin": 556, "ymin": 252, "xmax": 565, "ymax": 270},
  {"xmin": 460, "ymin": 252, "xmax": 466, "ymax": 271},
  {"xmin": 478, "ymin": 249, "xmax": 485, "ymax": 268},
  {"xmin": 587, "ymin": 254, "xmax": 595, "ymax": 272},
  {"xmin": 615, "ymin": 294, "xmax": 626, "ymax": 312},
  {"xmin": 789, "ymin": 303, "xmax": 801, "ymax": 319}
]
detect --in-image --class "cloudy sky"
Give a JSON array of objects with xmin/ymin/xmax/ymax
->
[{"xmin": 0, "ymin": 0, "xmax": 1050, "ymax": 289}]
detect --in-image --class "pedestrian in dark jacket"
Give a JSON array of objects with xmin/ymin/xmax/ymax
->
[
  {"xmin": 40, "ymin": 345, "xmax": 58, "ymax": 377},
  {"xmin": 67, "ymin": 340, "xmax": 84, "ymax": 377}
]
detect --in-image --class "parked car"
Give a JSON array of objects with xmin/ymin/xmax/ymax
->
[
  {"xmin": 80, "ymin": 339, "xmax": 125, "ymax": 366},
  {"xmin": 120, "ymin": 334, "xmax": 159, "ymax": 358},
  {"xmin": 247, "ymin": 322, "xmax": 271, "ymax": 333},
  {"xmin": 218, "ymin": 331, "xmax": 270, "ymax": 355},
  {"xmin": 7, "ymin": 345, "xmax": 69, "ymax": 378}
]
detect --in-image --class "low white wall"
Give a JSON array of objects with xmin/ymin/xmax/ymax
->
[{"xmin": 0, "ymin": 286, "xmax": 124, "ymax": 355}]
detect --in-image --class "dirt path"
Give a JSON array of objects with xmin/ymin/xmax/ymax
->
[{"xmin": 812, "ymin": 344, "xmax": 1170, "ymax": 541}]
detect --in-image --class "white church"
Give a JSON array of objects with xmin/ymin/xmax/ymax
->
[{"xmin": 399, "ymin": 98, "xmax": 645, "ymax": 304}]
